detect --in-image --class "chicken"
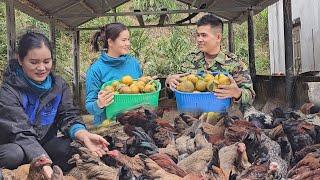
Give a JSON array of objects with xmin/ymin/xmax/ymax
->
[
  {"xmin": 143, "ymin": 157, "xmax": 204, "ymax": 180},
  {"xmin": 107, "ymin": 150, "xmax": 146, "ymax": 178},
  {"xmin": 123, "ymin": 125, "xmax": 158, "ymax": 156},
  {"xmin": 204, "ymin": 166, "xmax": 227, "ymax": 180},
  {"xmin": 177, "ymin": 146, "xmax": 213, "ymax": 174},
  {"xmin": 282, "ymin": 120, "xmax": 318, "ymax": 153},
  {"xmin": 1, "ymin": 154, "xmax": 52, "ymax": 180},
  {"xmin": 235, "ymin": 161, "xmax": 282, "ymax": 180},
  {"xmin": 287, "ymin": 150, "xmax": 320, "ymax": 179},
  {"xmin": 149, "ymin": 153, "xmax": 187, "ymax": 177},
  {"xmin": 152, "ymin": 125, "xmax": 175, "ymax": 148},
  {"xmin": 218, "ymin": 143, "xmax": 251, "ymax": 179},
  {"xmin": 300, "ymin": 102, "xmax": 317, "ymax": 114},
  {"xmin": 143, "ymin": 157, "xmax": 184, "ymax": 180},
  {"xmin": 256, "ymin": 133, "xmax": 288, "ymax": 177},
  {"xmin": 117, "ymin": 107, "xmax": 158, "ymax": 134},
  {"xmin": 243, "ymin": 106, "xmax": 273, "ymax": 129},
  {"xmin": 267, "ymin": 124, "xmax": 293, "ymax": 162},
  {"xmin": 158, "ymin": 142, "xmax": 179, "ymax": 163},
  {"xmin": 293, "ymin": 144, "xmax": 320, "ymax": 165},
  {"xmin": 67, "ymin": 147, "xmax": 118, "ymax": 180},
  {"xmin": 174, "ymin": 113, "xmax": 199, "ymax": 137},
  {"xmin": 51, "ymin": 165, "xmax": 76, "ymax": 180},
  {"xmin": 224, "ymin": 120, "xmax": 261, "ymax": 146}
]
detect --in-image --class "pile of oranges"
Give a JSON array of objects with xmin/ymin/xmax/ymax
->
[
  {"xmin": 103, "ymin": 75, "xmax": 157, "ymax": 94},
  {"xmin": 176, "ymin": 73, "xmax": 231, "ymax": 93}
]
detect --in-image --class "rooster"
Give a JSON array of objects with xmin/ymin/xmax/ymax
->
[{"xmin": 1, "ymin": 154, "xmax": 53, "ymax": 180}]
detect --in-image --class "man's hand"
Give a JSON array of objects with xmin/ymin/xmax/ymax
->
[
  {"xmin": 165, "ymin": 73, "xmax": 189, "ymax": 89},
  {"xmin": 75, "ymin": 130, "xmax": 109, "ymax": 157},
  {"xmin": 214, "ymin": 75, "xmax": 242, "ymax": 100},
  {"xmin": 97, "ymin": 90, "xmax": 114, "ymax": 108}
]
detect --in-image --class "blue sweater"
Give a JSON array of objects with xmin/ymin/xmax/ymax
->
[{"xmin": 85, "ymin": 52, "xmax": 142, "ymax": 125}]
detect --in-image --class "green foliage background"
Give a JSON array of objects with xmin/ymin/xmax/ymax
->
[{"xmin": 0, "ymin": 0, "xmax": 270, "ymax": 81}]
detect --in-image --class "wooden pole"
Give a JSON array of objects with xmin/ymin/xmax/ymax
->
[
  {"xmin": 72, "ymin": 30, "xmax": 80, "ymax": 104},
  {"xmin": 49, "ymin": 18, "xmax": 57, "ymax": 70},
  {"xmin": 6, "ymin": 0, "xmax": 16, "ymax": 61},
  {"xmin": 247, "ymin": 9, "xmax": 256, "ymax": 80},
  {"xmin": 228, "ymin": 22, "xmax": 235, "ymax": 53},
  {"xmin": 283, "ymin": 0, "xmax": 294, "ymax": 108}
]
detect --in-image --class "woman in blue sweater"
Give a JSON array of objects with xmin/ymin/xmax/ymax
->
[{"xmin": 86, "ymin": 23, "xmax": 142, "ymax": 125}]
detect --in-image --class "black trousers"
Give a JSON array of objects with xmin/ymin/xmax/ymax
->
[{"xmin": 0, "ymin": 136, "xmax": 75, "ymax": 171}]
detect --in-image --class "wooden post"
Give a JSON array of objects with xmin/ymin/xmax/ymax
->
[
  {"xmin": 283, "ymin": 0, "xmax": 294, "ymax": 108},
  {"xmin": 247, "ymin": 9, "xmax": 256, "ymax": 81},
  {"xmin": 228, "ymin": 22, "xmax": 235, "ymax": 53},
  {"xmin": 6, "ymin": 0, "xmax": 16, "ymax": 61},
  {"xmin": 113, "ymin": 8, "xmax": 117, "ymax": 22},
  {"xmin": 72, "ymin": 31, "xmax": 80, "ymax": 105},
  {"xmin": 49, "ymin": 18, "xmax": 57, "ymax": 70}
]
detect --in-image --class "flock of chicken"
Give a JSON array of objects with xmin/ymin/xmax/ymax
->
[{"xmin": 2, "ymin": 103, "xmax": 320, "ymax": 180}]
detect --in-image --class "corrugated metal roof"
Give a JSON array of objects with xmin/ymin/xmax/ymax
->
[{"xmin": 12, "ymin": 0, "xmax": 278, "ymax": 29}]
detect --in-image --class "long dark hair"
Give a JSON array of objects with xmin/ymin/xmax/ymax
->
[
  {"xmin": 17, "ymin": 31, "xmax": 52, "ymax": 60},
  {"xmin": 90, "ymin": 23, "xmax": 128, "ymax": 52}
]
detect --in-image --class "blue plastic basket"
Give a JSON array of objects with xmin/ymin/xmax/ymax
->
[{"xmin": 174, "ymin": 90, "xmax": 231, "ymax": 113}]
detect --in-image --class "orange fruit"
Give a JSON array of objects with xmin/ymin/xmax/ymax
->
[
  {"xmin": 195, "ymin": 80, "xmax": 206, "ymax": 91},
  {"xmin": 143, "ymin": 84, "xmax": 156, "ymax": 93},
  {"xmin": 187, "ymin": 74, "xmax": 199, "ymax": 84},
  {"xmin": 119, "ymin": 85, "xmax": 132, "ymax": 94},
  {"xmin": 104, "ymin": 85, "xmax": 114, "ymax": 92},
  {"xmin": 122, "ymin": 75, "xmax": 133, "ymax": 86},
  {"xmin": 130, "ymin": 84, "xmax": 140, "ymax": 94}
]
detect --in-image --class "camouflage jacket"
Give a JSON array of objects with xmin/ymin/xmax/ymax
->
[{"xmin": 181, "ymin": 50, "xmax": 255, "ymax": 109}]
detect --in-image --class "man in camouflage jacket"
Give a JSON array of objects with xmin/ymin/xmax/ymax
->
[{"xmin": 165, "ymin": 14, "xmax": 255, "ymax": 111}]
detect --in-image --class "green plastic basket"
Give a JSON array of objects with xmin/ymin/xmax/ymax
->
[{"xmin": 100, "ymin": 80, "xmax": 161, "ymax": 119}]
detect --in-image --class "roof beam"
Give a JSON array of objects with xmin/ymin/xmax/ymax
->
[
  {"xmin": 74, "ymin": 19, "xmax": 228, "ymax": 30},
  {"xmin": 50, "ymin": 1, "xmax": 80, "ymax": 15},
  {"xmin": 79, "ymin": 0, "xmax": 95, "ymax": 14},
  {"xmin": 16, "ymin": 0, "xmax": 69, "ymax": 28},
  {"xmin": 47, "ymin": 6, "xmax": 263, "ymax": 19},
  {"xmin": 134, "ymin": 10, "xmax": 145, "ymax": 26}
]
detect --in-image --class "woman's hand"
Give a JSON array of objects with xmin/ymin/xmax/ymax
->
[
  {"xmin": 165, "ymin": 73, "xmax": 189, "ymax": 89},
  {"xmin": 75, "ymin": 130, "xmax": 109, "ymax": 157},
  {"xmin": 97, "ymin": 90, "xmax": 114, "ymax": 109},
  {"xmin": 214, "ymin": 75, "xmax": 242, "ymax": 100}
]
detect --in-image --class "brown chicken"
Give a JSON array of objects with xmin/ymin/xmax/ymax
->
[
  {"xmin": 235, "ymin": 161, "xmax": 281, "ymax": 180},
  {"xmin": 67, "ymin": 147, "xmax": 118, "ymax": 180},
  {"xmin": 51, "ymin": 165, "xmax": 76, "ymax": 180},
  {"xmin": 1, "ymin": 154, "xmax": 52, "ymax": 180},
  {"xmin": 158, "ymin": 142, "xmax": 179, "ymax": 162},
  {"xmin": 287, "ymin": 150, "xmax": 320, "ymax": 179},
  {"xmin": 177, "ymin": 146, "xmax": 213, "ymax": 174},
  {"xmin": 218, "ymin": 143, "xmax": 251, "ymax": 179},
  {"xmin": 149, "ymin": 153, "xmax": 187, "ymax": 177},
  {"xmin": 107, "ymin": 150, "xmax": 146, "ymax": 177},
  {"xmin": 144, "ymin": 157, "xmax": 204, "ymax": 180},
  {"xmin": 293, "ymin": 143, "xmax": 320, "ymax": 165},
  {"xmin": 224, "ymin": 120, "xmax": 261, "ymax": 145}
]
